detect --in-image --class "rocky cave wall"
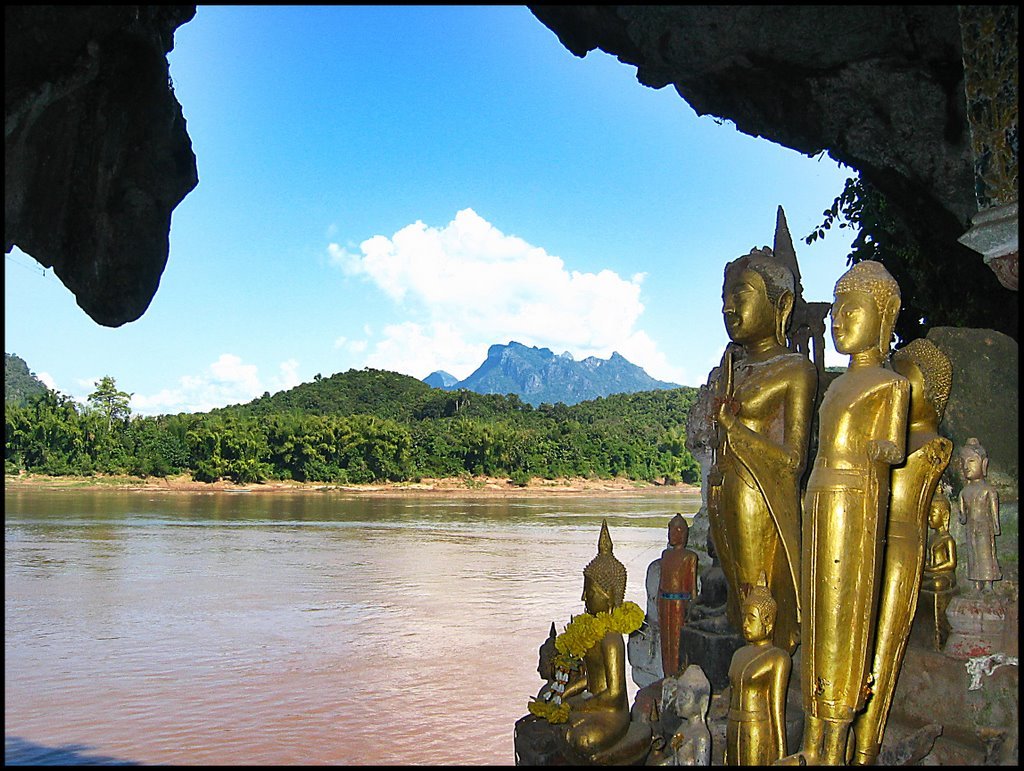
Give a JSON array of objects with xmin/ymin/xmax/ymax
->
[
  {"xmin": 5, "ymin": 5, "xmax": 198, "ymax": 326},
  {"xmin": 528, "ymin": 5, "xmax": 1017, "ymax": 340}
]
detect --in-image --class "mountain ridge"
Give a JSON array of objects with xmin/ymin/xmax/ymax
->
[{"xmin": 426, "ymin": 341, "xmax": 680, "ymax": 406}]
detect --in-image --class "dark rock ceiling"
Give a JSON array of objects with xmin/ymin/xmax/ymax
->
[{"xmin": 4, "ymin": 5, "xmax": 1016, "ymax": 337}]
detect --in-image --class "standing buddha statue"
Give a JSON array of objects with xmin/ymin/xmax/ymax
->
[
  {"xmin": 658, "ymin": 514, "xmax": 699, "ymax": 678},
  {"xmin": 725, "ymin": 571, "xmax": 791, "ymax": 766},
  {"xmin": 851, "ymin": 338, "xmax": 953, "ymax": 765},
  {"xmin": 708, "ymin": 247, "xmax": 818, "ymax": 654},
  {"xmin": 957, "ymin": 438, "xmax": 1001, "ymax": 592},
  {"xmin": 779, "ymin": 260, "xmax": 910, "ymax": 766}
]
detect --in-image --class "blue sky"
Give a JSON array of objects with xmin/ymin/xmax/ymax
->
[{"xmin": 5, "ymin": 6, "xmax": 857, "ymax": 416}]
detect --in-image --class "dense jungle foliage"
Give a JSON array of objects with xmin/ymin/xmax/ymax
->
[{"xmin": 5, "ymin": 369, "xmax": 701, "ymax": 486}]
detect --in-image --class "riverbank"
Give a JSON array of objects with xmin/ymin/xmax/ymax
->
[{"xmin": 4, "ymin": 472, "xmax": 700, "ymax": 497}]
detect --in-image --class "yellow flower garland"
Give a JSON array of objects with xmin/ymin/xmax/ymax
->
[{"xmin": 527, "ymin": 601, "xmax": 645, "ymax": 724}]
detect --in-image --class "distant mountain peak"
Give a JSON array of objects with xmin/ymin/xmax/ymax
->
[
  {"xmin": 423, "ymin": 370, "xmax": 459, "ymax": 390},
  {"xmin": 427, "ymin": 342, "xmax": 680, "ymax": 406}
]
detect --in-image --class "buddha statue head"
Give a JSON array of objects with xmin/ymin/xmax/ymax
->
[
  {"xmin": 958, "ymin": 437, "xmax": 989, "ymax": 482},
  {"xmin": 832, "ymin": 260, "xmax": 901, "ymax": 359},
  {"xmin": 928, "ymin": 495, "xmax": 952, "ymax": 532},
  {"xmin": 740, "ymin": 570, "xmax": 777, "ymax": 644},
  {"xmin": 582, "ymin": 519, "xmax": 627, "ymax": 614},
  {"xmin": 723, "ymin": 248, "xmax": 797, "ymax": 348},
  {"xmin": 891, "ymin": 339, "xmax": 952, "ymax": 423},
  {"xmin": 668, "ymin": 513, "xmax": 689, "ymax": 548}
]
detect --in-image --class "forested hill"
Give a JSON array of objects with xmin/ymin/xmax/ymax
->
[
  {"xmin": 6, "ymin": 366, "xmax": 701, "ymax": 486},
  {"xmin": 5, "ymin": 353, "xmax": 50, "ymax": 406}
]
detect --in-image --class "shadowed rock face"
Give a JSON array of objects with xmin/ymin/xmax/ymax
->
[
  {"xmin": 5, "ymin": 5, "xmax": 198, "ymax": 327},
  {"xmin": 528, "ymin": 6, "xmax": 1017, "ymax": 339}
]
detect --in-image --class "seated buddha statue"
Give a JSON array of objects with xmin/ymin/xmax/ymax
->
[{"xmin": 922, "ymin": 495, "xmax": 957, "ymax": 593}]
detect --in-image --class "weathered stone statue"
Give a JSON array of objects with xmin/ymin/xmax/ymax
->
[
  {"xmin": 659, "ymin": 514, "xmax": 699, "ymax": 678},
  {"xmin": 780, "ymin": 260, "xmax": 910, "ymax": 766},
  {"xmin": 653, "ymin": 665, "xmax": 713, "ymax": 766},
  {"xmin": 725, "ymin": 571, "xmax": 791, "ymax": 766},
  {"xmin": 708, "ymin": 245, "xmax": 818, "ymax": 655},
  {"xmin": 850, "ymin": 338, "xmax": 953, "ymax": 765},
  {"xmin": 923, "ymin": 493, "xmax": 958, "ymax": 593},
  {"xmin": 957, "ymin": 437, "xmax": 1002, "ymax": 592}
]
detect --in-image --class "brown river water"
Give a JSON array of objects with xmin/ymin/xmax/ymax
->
[{"xmin": 5, "ymin": 487, "xmax": 701, "ymax": 765}]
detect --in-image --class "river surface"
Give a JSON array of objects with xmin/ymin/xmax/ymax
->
[{"xmin": 4, "ymin": 487, "xmax": 701, "ymax": 765}]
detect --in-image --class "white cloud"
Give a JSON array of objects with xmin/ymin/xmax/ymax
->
[
  {"xmin": 36, "ymin": 371, "xmax": 58, "ymax": 391},
  {"xmin": 129, "ymin": 354, "xmax": 304, "ymax": 416},
  {"xmin": 330, "ymin": 208, "xmax": 677, "ymax": 381}
]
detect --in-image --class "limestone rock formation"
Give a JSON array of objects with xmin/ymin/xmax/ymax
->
[
  {"xmin": 5, "ymin": 6, "xmax": 198, "ymax": 326},
  {"xmin": 528, "ymin": 6, "xmax": 1018, "ymax": 340}
]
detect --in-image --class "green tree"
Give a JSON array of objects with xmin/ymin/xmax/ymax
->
[{"xmin": 88, "ymin": 376, "xmax": 132, "ymax": 432}]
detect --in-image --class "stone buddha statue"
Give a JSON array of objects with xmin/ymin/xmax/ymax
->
[
  {"xmin": 780, "ymin": 260, "xmax": 910, "ymax": 766},
  {"xmin": 922, "ymin": 494, "xmax": 957, "ymax": 593},
  {"xmin": 957, "ymin": 437, "xmax": 1001, "ymax": 592},
  {"xmin": 725, "ymin": 571, "xmax": 791, "ymax": 766},
  {"xmin": 708, "ymin": 246, "xmax": 818, "ymax": 655},
  {"xmin": 850, "ymin": 338, "xmax": 953, "ymax": 766}
]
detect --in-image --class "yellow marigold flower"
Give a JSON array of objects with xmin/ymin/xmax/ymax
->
[
  {"xmin": 528, "ymin": 698, "xmax": 572, "ymax": 724},
  {"xmin": 608, "ymin": 601, "xmax": 644, "ymax": 634}
]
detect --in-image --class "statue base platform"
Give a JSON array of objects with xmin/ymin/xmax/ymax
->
[
  {"xmin": 513, "ymin": 714, "xmax": 652, "ymax": 766},
  {"xmin": 943, "ymin": 591, "xmax": 1008, "ymax": 659},
  {"xmin": 678, "ymin": 615, "xmax": 744, "ymax": 692},
  {"xmin": 910, "ymin": 585, "xmax": 956, "ymax": 651}
]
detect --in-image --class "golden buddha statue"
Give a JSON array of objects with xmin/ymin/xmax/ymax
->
[
  {"xmin": 780, "ymin": 260, "xmax": 910, "ymax": 766},
  {"xmin": 957, "ymin": 438, "xmax": 1001, "ymax": 592},
  {"xmin": 725, "ymin": 571, "xmax": 791, "ymax": 766},
  {"xmin": 850, "ymin": 338, "xmax": 953, "ymax": 765},
  {"xmin": 922, "ymin": 494, "xmax": 957, "ymax": 593},
  {"xmin": 559, "ymin": 520, "xmax": 648, "ymax": 762},
  {"xmin": 708, "ymin": 247, "xmax": 817, "ymax": 654},
  {"xmin": 915, "ymin": 493, "xmax": 958, "ymax": 652},
  {"xmin": 658, "ymin": 514, "xmax": 699, "ymax": 677}
]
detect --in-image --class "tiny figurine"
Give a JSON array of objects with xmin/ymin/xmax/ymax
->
[
  {"xmin": 780, "ymin": 260, "xmax": 910, "ymax": 766},
  {"xmin": 658, "ymin": 514, "xmax": 699, "ymax": 678},
  {"xmin": 725, "ymin": 571, "xmax": 791, "ymax": 766},
  {"xmin": 958, "ymin": 438, "xmax": 1001, "ymax": 592}
]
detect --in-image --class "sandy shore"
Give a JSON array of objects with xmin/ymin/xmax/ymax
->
[{"xmin": 4, "ymin": 472, "xmax": 700, "ymax": 497}]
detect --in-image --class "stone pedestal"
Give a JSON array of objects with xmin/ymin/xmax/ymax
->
[
  {"xmin": 911, "ymin": 586, "xmax": 956, "ymax": 651},
  {"xmin": 943, "ymin": 591, "xmax": 1008, "ymax": 659},
  {"xmin": 678, "ymin": 614, "xmax": 745, "ymax": 693},
  {"xmin": 513, "ymin": 713, "xmax": 653, "ymax": 766}
]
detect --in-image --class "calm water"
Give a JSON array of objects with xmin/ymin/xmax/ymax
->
[{"xmin": 4, "ymin": 487, "xmax": 701, "ymax": 765}]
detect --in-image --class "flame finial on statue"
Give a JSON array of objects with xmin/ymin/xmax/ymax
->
[{"xmin": 584, "ymin": 519, "xmax": 627, "ymax": 607}]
